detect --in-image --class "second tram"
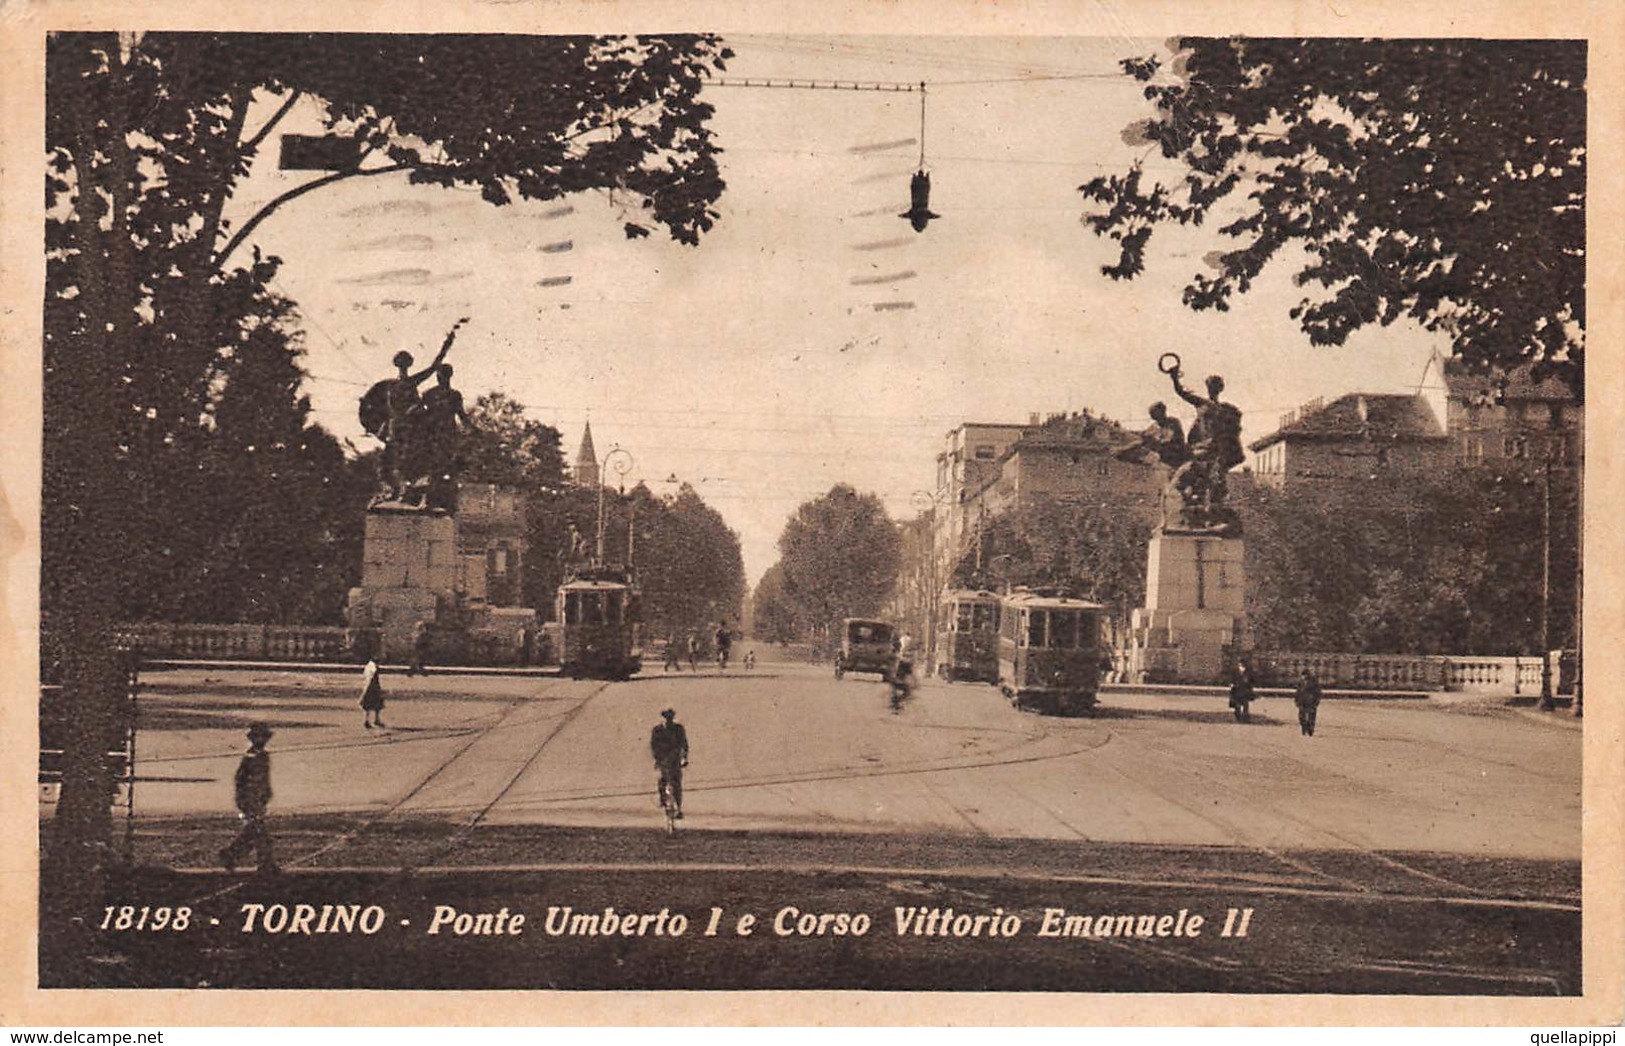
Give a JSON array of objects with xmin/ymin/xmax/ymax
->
[
  {"xmin": 935, "ymin": 589, "xmax": 1001, "ymax": 683},
  {"xmin": 556, "ymin": 566, "xmax": 643, "ymax": 680},
  {"xmin": 997, "ymin": 591, "xmax": 1110, "ymax": 715}
]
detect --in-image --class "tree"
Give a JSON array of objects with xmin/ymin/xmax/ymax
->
[
  {"xmin": 952, "ymin": 501, "xmax": 1152, "ymax": 623},
  {"xmin": 41, "ymin": 31, "xmax": 732, "ymax": 965},
  {"xmin": 774, "ymin": 485, "xmax": 903, "ymax": 636},
  {"xmin": 1234, "ymin": 468, "xmax": 1579, "ymax": 656},
  {"xmin": 1080, "ymin": 39, "xmax": 1584, "ymax": 395},
  {"xmin": 625, "ymin": 484, "xmax": 746, "ymax": 637},
  {"xmin": 461, "ymin": 393, "xmax": 568, "ymax": 493},
  {"xmin": 751, "ymin": 563, "xmax": 803, "ymax": 645}
]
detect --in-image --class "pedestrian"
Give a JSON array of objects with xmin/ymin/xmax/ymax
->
[
  {"xmin": 359, "ymin": 657, "xmax": 386, "ymax": 729},
  {"xmin": 516, "ymin": 624, "xmax": 532, "ymax": 668},
  {"xmin": 1294, "ymin": 669, "xmax": 1322, "ymax": 736},
  {"xmin": 650, "ymin": 708, "xmax": 690, "ymax": 819},
  {"xmin": 686, "ymin": 632, "xmax": 699, "ymax": 672},
  {"xmin": 664, "ymin": 634, "xmax": 682, "ymax": 672},
  {"xmin": 219, "ymin": 723, "xmax": 278, "ymax": 875},
  {"xmin": 714, "ymin": 621, "xmax": 733, "ymax": 669},
  {"xmin": 1229, "ymin": 661, "xmax": 1257, "ymax": 723},
  {"xmin": 410, "ymin": 619, "xmax": 431, "ymax": 675}
]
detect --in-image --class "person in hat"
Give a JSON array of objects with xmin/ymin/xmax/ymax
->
[
  {"xmin": 220, "ymin": 723, "xmax": 277, "ymax": 874},
  {"xmin": 649, "ymin": 708, "xmax": 690, "ymax": 819},
  {"xmin": 1294, "ymin": 670, "xmax": 1323, "ymax": 737},
  {"xmin": 359, "ymin": 657, "xmax": 386, "ymax": 729}
]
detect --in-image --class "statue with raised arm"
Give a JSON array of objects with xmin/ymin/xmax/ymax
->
[
  {"xmin": 1158, "ymin": 352, "xmax": 1244, "ymax": 533},
  {"xmin": 420, "ymin": 362, "xmax": 471, "ymax": 511},
  {"xmin": 359, "ymin": 318, "xmax": 469, "ymax": 505}
]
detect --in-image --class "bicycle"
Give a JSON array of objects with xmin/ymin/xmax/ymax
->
[
  {"xmin": 660, "ymin": 781, "xmax": 678, "ymax": 834},
  {"xmin": 657, "ymin": 764, "xmax": 684, "ymax": 834},
  {"xmin": 887, "ymin": 659, "xmax": 915, "ymax": 714}
]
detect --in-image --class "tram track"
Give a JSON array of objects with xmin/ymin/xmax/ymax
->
[
  {"xmin": 178, "ymin": 679, "xmax": 611, "ymax": 905},
  {"xmin": 1090, "ymin": 724, "xmax": 1495, "ymax": 899}
]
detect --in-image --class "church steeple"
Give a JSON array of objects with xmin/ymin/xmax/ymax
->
[{"xmin": 574, "ymin": 422, "xmax": 600, "ymax": 488}]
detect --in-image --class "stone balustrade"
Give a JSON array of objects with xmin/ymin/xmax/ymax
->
[
  {"xmin": 1249, "ymin": 651, "xmax": 1561, "ymax": 695},
  {"xmin": 114, "ymin": 623, "xmax": 352, "ymax": 662}
]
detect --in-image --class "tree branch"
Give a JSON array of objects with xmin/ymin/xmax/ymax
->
[
  {"xmin": 212, "ymin": 161, "xmax": 416, "ymax": 269},
  {"xmin": 240, "ymin": 89, "xmax": 303, "ymax": 157}
]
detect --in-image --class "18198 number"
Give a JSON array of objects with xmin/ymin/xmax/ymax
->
[{"xmin": 99, "ymin": 905, "xmax": 192, "ymax": 931}]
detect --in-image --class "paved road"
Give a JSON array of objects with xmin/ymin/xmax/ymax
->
[
  {"xmin": 45, "ymin": 658, "xmax": 1583, "ymax": 991},
  {"xmin": 125, "ymin": 656, "xmax": 1579, "ymax": 860}
]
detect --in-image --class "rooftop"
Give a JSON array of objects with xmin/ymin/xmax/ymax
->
[{"xmin": 1250, "ymin": 393, "xmax": 1447, "ymax": 453}]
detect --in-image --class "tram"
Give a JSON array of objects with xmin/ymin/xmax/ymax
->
[
  {"xmin": 934, "ymin": 589, "xmax": 1001, "ymax": 683},
  {"xmin": 997, "ymin": 590, "xmax": 1110, "ymax": 715},
  {"xmin": 555, "ymin": 565, "xmax": 643, "ymax": 680}
]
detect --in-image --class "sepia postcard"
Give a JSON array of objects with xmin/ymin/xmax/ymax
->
[{"xmin": 1, "ymin": 0, "xmax": 1621, "ymax": 1029}]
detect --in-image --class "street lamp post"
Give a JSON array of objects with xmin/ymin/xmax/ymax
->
[
  {"xmin": 1538, "ymin": 458, "xmax": 1554, "ymax": 711},
  {"xmin": 595, "ymin": 446, "xmax": 633, "ymax": 566}
]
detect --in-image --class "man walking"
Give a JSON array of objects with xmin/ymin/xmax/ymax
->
[
  {"xmin": 1294, "ymin": 670, "xmax": 1323, "ymax": 737},
  {"xmin": 220, "ymin": 723, "xmax": 278, "ymax": 875},
  {"xmin": 650, "ymin": 708, "xmax": 690, "ymax": 819}
]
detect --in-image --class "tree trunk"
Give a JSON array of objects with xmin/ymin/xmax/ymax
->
[{"xmin": 41, "ymin": 43, "xmax": 141, "ymax": 982}]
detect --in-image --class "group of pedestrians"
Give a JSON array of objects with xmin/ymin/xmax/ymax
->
[
  {"xmin": 1228, "ymin": 662, "xmax": 1323, "ymax": 735},
  {"xmin": 661, "ymin": 623, "xmax": 750, "ymax": 672}
]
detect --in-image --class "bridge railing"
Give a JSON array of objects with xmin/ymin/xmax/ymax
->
[
  {"xmin": 1248, "ymin": 651, "xmax": 1559, "ymax": 695},
  {"xmin": 113, "ymin": 623, "xmax": 354, "ymax": 662}
]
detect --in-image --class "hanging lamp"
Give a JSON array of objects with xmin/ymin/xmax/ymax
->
[{"xmin": 899, "ymin": 82, "xmax": 940, "ymax": 232}]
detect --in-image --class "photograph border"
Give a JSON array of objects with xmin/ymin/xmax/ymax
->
[{"xmin": 1, "ymin": 0, "xmax": 1621, "ymax": 1026}]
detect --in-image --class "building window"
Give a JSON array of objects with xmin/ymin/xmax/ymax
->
[{"xmin": 975, "ymin": 444, "xmax": 997, "ymax": 460}]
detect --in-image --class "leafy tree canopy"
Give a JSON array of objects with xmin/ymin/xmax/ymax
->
[
  {"xmin": 1233, "ymin": 469, "xmax": 1578, "ymax": 656},
  {"xmin": 775, "ymin": 484, "xmax": 903, "ymax": 631},
  {"xmin": 462, "ymin": 392, "xmax": 568, "ymax": 493},
  {"xmin": 1081, "ymin": 39, "xmax": 1584, "ymax": 396}
]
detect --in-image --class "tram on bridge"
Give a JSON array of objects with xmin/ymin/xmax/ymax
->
[
  {"xmin": 555, "ymin": 565, "xmax": 643, "ymax": 680},
  {"xmin": 934, "ymin": 589, "xmax": 1001, "ymax": 683},
  {"xmin": 997, "ymin": 590, "xmax": 1109, "ymax": 715}
]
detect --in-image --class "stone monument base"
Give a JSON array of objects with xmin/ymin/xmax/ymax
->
[
  {"xmin": 346, "ymin": 505, "xmax": 458, "ymax": 662},
  {"xmin": 1127, "ymin": 530, "xmax": 1247, "ymax": 684}
]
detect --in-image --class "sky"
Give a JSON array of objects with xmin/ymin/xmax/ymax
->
[{"xmin": 229, "ymin": 35, "xmax": 1445, "ymax": 584}]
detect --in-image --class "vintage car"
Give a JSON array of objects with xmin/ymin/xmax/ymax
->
[{"xmin": 834, "ymin": 618, "xmax": 897, "ymax": 680}]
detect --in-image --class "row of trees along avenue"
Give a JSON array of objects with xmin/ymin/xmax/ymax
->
[
  {"xmin": 753, "ymin": 485, "xmax": 903, "ymax": 649},
  {"xmin": 457, "ymin": 394, "xmax": 746, "ymax": 635},
  {"xmin": 44, "ymin": 32, "xmax": 734, "ymax": 942}
]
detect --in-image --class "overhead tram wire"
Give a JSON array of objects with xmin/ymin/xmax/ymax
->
[{"xmin": 710, "ymin": 78, "xmax": 920, "ymax": 93}]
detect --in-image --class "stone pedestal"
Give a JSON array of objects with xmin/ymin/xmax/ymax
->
[
  {"xmin": 1128, "ymin": 530, "xmax": 1246, "ymax": 684},
  {"xmin": 347, "ymin": 506, "xmax": 459, "ymax": 661}
]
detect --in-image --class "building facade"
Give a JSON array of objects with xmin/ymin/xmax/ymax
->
[{"xmin": 1248, "ymin": 354, "xmax": 1582, "ymax": 490}]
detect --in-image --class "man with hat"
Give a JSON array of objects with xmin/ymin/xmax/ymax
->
[
  {"xmin": 220, "ymin": 723, "xmax": 278, "ymax": 874},
  {"xmin": 649, "ymin": 708, "xmax": 690, "ymax": 820}
]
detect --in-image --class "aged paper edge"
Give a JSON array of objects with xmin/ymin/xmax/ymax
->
[{"xmin": 0, "ymin": 0, "xmax": 1620, "ymax": 1027}]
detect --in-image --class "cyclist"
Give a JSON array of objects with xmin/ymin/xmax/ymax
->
[
  {"xmin": 650, "ymin": 708, "xmax": 689, "ymax": 819},
  {"xmin": 889, "ymin": 633, "xmax": 917, "ymax": 711}
]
